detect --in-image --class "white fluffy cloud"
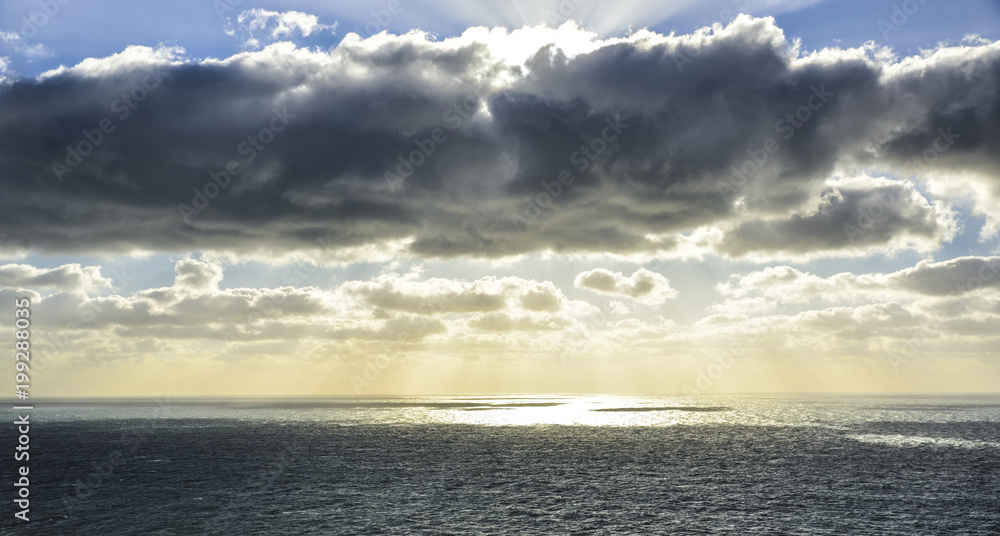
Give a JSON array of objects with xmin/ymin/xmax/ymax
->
[
  {"xmin": 231, "ymin": 9, "xmax": 338, "ymax": 49},
  {"xmin": 718, "ymin": 256, "xmax": 1000, "ymax": 303},
  {"xmin": 0, "ymin": 30, "xmax": 52, "ymax": 59},
  {"xmin": 4, "ymin": 253, "xmax": 998, "ymax": 395},
  {"xmin": 342, "ymin": 270, "xmax": 569, "ymax": 314},
  {"xmin": 0, "ymin": 263, "xmax": 112, "ymax": 294}
]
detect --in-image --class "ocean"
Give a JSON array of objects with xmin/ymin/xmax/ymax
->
[{"xmin": 3, "ymin": 394, "xmax": 999, "ymax": 535}]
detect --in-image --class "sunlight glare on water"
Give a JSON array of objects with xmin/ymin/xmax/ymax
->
[
  {"xmin": 419, "ymin": 395, "xmax": 733, "ymax": 426},
  {"xmin": 35, "ymin": 394, "xmax": 1000, "ymax": 432}
]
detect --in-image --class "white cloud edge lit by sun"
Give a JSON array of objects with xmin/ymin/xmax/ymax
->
[{"xmin": 229, "ymin": 9, "xmax": 339, "ymax": 50}]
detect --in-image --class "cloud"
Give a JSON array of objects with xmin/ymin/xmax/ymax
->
[
  {"xmin": 608, "ymin": 315, "xmax": 675, "ymax": 340},
  {"xmin": 25, "ymin": 259, "xmax": 357, "ymax": 344},
  {"xmin": 343, "ymin": 271, "xmax": 565, "ymax": 314},
  {"xmin": 13, "ymin": 259, "xmax": 600, "ymax": 349},
  {"xmin": 467, "ymin": 312, "xmax": 567, "ymax": 331},
  {"xmin": 173, "ymin": 258, "xmax": 224, "ymax": 293},
  {"xmin": 608, "ymin": 300, "xmax": 630, "ymax": 315},
  {"xmin": 11, "ymin": 259, "xmax": 614, "ymax": 373},
  {"xmin": 707, "ymin": 296, "xmax": 781, "ymax": 316},
  {"xmin": 0, "ymin": 263, "xmax": 112, "ymax": 294},
  {"xmin": 0, "ymin": 17, "xmax": 998, "ymax": 262},
  {"xmin": 8, "ymin": 255, "xmax": 998, "ymax": 385},
  {"xmin": 574, "ymin": 268, "xmax": 677, "ymax": 304},
  {"xmin": 0, "ymin": 30, "xmax": 53, "ymax": 59},
  {"xmin": 231, "ymin": 9, "xmax": 338, "ymax": 49},
  {"xmin": 716, "ymin": 176, "xmax": 957, "ymax": 259},
  {"xmin": 38, "ymin": 44, "xmax": 185, "ymax": 79},
  {"xmin": 892, "ymin": 256, "xmax": 1000, "ymax": 296},
  {"xmin": 717, "ymin": 256, "xmax": 1000, "ymax": 303}
]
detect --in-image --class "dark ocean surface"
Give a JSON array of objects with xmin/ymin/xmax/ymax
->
[{"xmin": 2, "ymin": 394, "xmax": 999, "ymax": 535}]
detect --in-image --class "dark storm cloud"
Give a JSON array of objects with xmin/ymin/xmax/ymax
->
[
  {"xmin": 0, "ymin": 17, "xmax": 997, "ymax": 260},
  {"xmin": 717, "ymin": 177, "xmax": 952, "ymax": 257},
  {"xmin": 891, "ymin": 256, "xmax": 1000, "ymax": 296}
]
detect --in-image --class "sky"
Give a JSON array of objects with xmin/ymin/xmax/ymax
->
[{"xmin": 1, "ymin": 0, "xmax": 999, "ymax": 396}]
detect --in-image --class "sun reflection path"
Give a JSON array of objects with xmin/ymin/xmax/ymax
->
[{"xmin": 417, "ymin": 395, "xmax": 736, "ymax": 426}]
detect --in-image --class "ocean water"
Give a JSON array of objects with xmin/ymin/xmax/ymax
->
[{"xmin": 3, "ymin": 394, "xmax": 999, "ymax": 535}]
